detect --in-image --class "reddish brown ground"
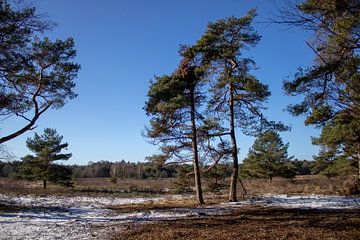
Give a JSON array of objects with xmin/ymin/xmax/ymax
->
[
  {"xmin": 110, "ymin": 207, "xmax": 360, "ymax": 240},
  {"xmin": 1, "ymin": 176, "xmax": 359, "ymax": 240}
]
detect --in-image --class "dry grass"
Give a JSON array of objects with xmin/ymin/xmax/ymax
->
[
  {"xmin": 0, "ymin": 178, "xmax": 71, "ymax": 196},
  {"xmin": 0, "ymin": 178, "xmax": 176, "ymax": 197},
  {"xmin": 111, "ymin": 207, "xmax": 360, "ymax": 240},
  {"xmin": 75, "ymin": 178, "xmax": 175, "ymax": 192},
  {"xmin": 0, "ymin": 175, "xmax": 354, "ymax": 198},
  {"xmin": 240, "ymin": 175, "xmax": 347, "ymax": 195},
  {"xmin": 107, "ymin": 194, "xmax": 226, "ymax": 212}
]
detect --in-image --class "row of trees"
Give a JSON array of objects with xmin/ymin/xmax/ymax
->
[
  {"xmin": 0, "ymin": 127, "xmax": 353, "ymax": 188},
  {"xmin": 145, "ymin": 0, "xmax": 360, "ymax": 204},
  {"xmin": 145, "ymin": 10, "xmax": 287, "ymax": 204},
  {"xmin": 1, "ymin": 1, "xmax": 359, "ymax": 199},
  {"xmin": 71, "ymin": 160, "xmax": 178, "ymax": 179},
  {"xmin": 0, "ymin": 153, "xmax": 352, "ymax": 181}
]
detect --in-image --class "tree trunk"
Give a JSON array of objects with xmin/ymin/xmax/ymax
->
[
  {"xmin": 43, "ymin": 180, "xmax": 47, "ymax": 189},
  {"xmin": 229, "ymin": 82, "xmax": 239, "ymax": 202},
  {"xmin": 357, "ymin": 148, "xmax": 360, "ymax": 181},
  {"xmin": 358, "ymin": 158, "xmax": 360, "ymax": 181},
  {"xmin": 190, "ymin": 88, "xmax": 204, "ymax": 205},
  {"xmin": 215, "ymin": 167, "xmax": 218, "ymax": 185}
]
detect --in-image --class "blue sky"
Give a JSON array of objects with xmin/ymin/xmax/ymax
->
[{"xmin": 3, "ymin": 0, "xmax": 320, "ymax": 165}]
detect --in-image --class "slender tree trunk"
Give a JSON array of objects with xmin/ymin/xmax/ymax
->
[
  {"xmin": 43, "ymin": 180, "xmax": 47, "ymax": 189},
  {"xmin": 229, "ymin": 82, "xmax": 239, "ymax": 202},
  {"xmin": 357, "ymin": 145, "xmax": 360, "ymax": 181},
  {"xmin": 358, "ymin": 158, "xmax": 359, "ymax": 181},
  {"xmin": 215, "ymin": 167, "xmax": 218, "ymax": 185},
  {"xmin": 190, "ymin": 88, "xmax": 204, "ymax": 205}
]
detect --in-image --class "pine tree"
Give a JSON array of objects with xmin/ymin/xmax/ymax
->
[
  {"xmin": 193, "ymin": 10, "xmax": 273, "ymax": 201},
  {"xmin": 279, "ymin": 1, "xmax": 360, "ymax": 180},
  {"xmin": 145, "ymin": 49, "xmax": 206, "ymax": 204},
  {"xmin": 312, "ymin": 112, "xmax": 360, "ymax": 178},
  {"xmin": 20, "ymin": 128, "xmax": 72, "ymax": 188},
  {"xmin": 0, "ymin": 2, "xmax": 80, "ymax": 144},
  {"xmin": 240, "ymin": 130, "xmax": 294, "ymax": 181}
]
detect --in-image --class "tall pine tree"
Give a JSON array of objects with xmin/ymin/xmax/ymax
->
[
  {"xmin": 0, "ymin": 2, "xmax": 80, "ymax": 144},
  {"xmin": 145, "ymin": 49, "xmax": 206, "ymax": 204},
  {"xmin": 193, "ymin": 10, "xmax": 271, "ymax": 201},
  {"xmin": 279, "ymin": 0, "xmax": 360, "ymax": 180}
]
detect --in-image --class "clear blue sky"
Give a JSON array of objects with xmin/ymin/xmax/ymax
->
[{"xmin": 4, "ymin": 0, "xmax": 320, "ymax": 165}]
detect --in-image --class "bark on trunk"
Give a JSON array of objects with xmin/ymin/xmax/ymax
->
[
  {"xmin": 190, "ymin": 88, "xmax": 204, "ymax": 205},
  {"xmin": 357, "ymin": 151, "xmax": 360, "ymax": 181},
  {"xmin": 43, "ymin": 180, "xmax": 47, "ymax": 189},
  {"xmin": 229, "ymin": 82, "xmax": 239, "ymax": 202},
  {"xmin": 358, "ymin": 158, "xmax": 360, "ymax": 181}
]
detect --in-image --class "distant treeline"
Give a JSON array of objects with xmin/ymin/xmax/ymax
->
[
  {"xmin": 0, "ymin": 159, "xmax": 318, "ymax": 179},
  {"xmin": 71, "ymin": 160, "xmax": 179, "ymax": 179}
]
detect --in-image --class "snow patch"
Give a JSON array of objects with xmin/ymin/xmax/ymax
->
[
  {"xmin": 225, "ymin": 194, "xmax": 360, "ymax": 209},
  {"xmin": 1, "ymin": 193, "xmax": 359, "ymax": 239}
]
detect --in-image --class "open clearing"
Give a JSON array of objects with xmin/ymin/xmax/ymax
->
[{"xmin": 0, "ymin": 193, "xmax": 359, "ymax": 240}]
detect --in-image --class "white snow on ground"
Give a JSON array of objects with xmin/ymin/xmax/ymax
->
[
  {"xmin": 0, "ymin": 193, "xmax": 359, "ymax": 240},
  {"xmin": 224, "ymin": 194, "xmax": 360, "ymax": 209}
]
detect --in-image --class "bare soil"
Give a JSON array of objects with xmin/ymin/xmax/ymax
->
[{"xmin": 111, "ymin": 207, "xmax": 360, "ymax": 240}]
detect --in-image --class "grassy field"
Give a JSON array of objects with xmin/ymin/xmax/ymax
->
[{"xmin": 0, "ymin": 175, "xmax": 353, "ymax": 197}]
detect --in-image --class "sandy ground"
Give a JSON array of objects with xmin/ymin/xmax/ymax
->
[{"xmin": 0, "ymin": 194, "xmax": 359, "ymax": 240}]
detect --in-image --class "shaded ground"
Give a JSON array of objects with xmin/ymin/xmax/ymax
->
[
  {"xmin": 112, "ymin": 207, "xmax": 360, "ymax": 240},
  {"xmin": 1, "ymin": 193, "xmax": 359, "ymax": 240}
]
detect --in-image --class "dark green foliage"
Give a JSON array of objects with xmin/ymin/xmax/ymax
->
[
  {"xmin": 0, "ymin": 2, "xmax": 80, "ymax": 144},
  {"xmin": 141, "ymin": 165, "xmax": 176, "ymax": 179},
  {"xmin": 48, "ymin": 164, "xmax": 72, "ymax": 182},
  {"xmin": 203, "ymin": 164, "xmax": 230, "ymax": 192},
  {"xmin": 192, "ymin": 9, "xmax": 287, "ymax": 201},
  {"xmin": 69, "ymin": 161, "xmax": 177, "ymax": 179},
  {"xmin": 312, "ymin": 112, "xmax": 360, "ymax": 178},
  {"xmin": 110, "ymin": 176, "xmax": 117, "ymax": 183},
  {"xmin": 145, "ymin": 73, "xmax": 200, "ymax": 164},
  {"xmin": 279, "ymin": 0, "xmax": 360, "ymax": 181},
  {"xmin": 173, "ymin": 165, "xmax": 192, "ymax": 193},
  {"xmin": 240, "ymin": 130, "xmax": 294, "ymax": 181},
  {"xmin": 291, "ymin": 159, "xmax": 313, "ymax": 175},
  {"xmin": 281, "ymin": 0, "xmax": 360, "ymax": 124},
  {"xmin": 194, "ymin": 9, "xmax": 271, "ymax": 134},
  {"xmin": 0, "ymin": 1, "xmax": 51, "ymax": 79},
  {"xmin": 20, "ymin": 128, "xmax": 72, "ymax": 188},
  {"xmin": 320, "ymin": 156, "xmax": 355, "ymax": 178},
  {"xmin": 145, "ymin": 49, "xmax": 206, "ymax": 204},
  {"xmin": 0, "ymin": 160, "xmax": 21, "ymax": 178}
]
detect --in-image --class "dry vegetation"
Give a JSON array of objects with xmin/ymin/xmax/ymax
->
[
  {"xmin": 0, "ymin": 175, "xmax": 354, "ymax": 197},
  {"xmin": 75, "ymin": 178, "xmax": 176, "ymax": 192},
  {"xmin": 111, "ymin": 207, "xmax": 360, "ymax": 240},
  {"xmin": 240, "ymin": 175, "xmax": 348, "ymax": 195},
  {"xmin": 1, "ymin": 176, "xmax": 359, "ymax": 240},
  {"xmin": 0, "ymin": 178, "xmax": 176, "ymax": 197}
]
